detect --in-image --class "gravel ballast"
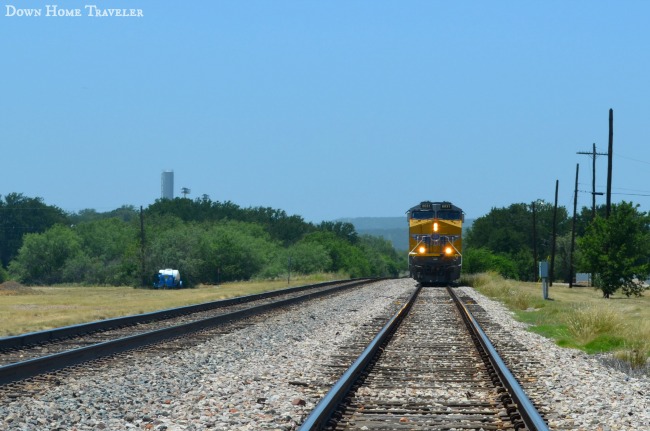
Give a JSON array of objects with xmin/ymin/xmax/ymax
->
[{"xmin": 1, "ymin": 279, "xmax": 648, "ymax": 430}]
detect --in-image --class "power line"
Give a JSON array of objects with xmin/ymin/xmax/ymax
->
[
  {"xmin": 611, "ymin": 192, "xmax": 650, "ymax": 197},
  {"xmin": 614, "ymin": 153, "xmax": 650, "ymax": 165},
  {"xmin": 578, "ymin": 182, "xmax": 650, "ymax": 195},
  {"xmin": 578, "ymin": 189, "xmax": 650, "ymax": 198}
]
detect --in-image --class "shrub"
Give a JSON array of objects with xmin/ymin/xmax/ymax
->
[
  {"xmin": 463, "ymin": 248, "xmax": 519, "ymax": 279},
  {"xmin": 8, "ymin": 225, "xmax": 83, "ymax": 284}
]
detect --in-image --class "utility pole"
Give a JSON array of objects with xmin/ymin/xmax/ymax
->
[
  {"xmin": 549, "ymin": 180, "xmax": 559, "ymax": 287},
  {"xmin": 140, "ymin": 206, "xmax": 146, "ymax": 288},
  {"xmin": 569, "ymin": 164, "xmax": 579, "ymax": 288},
  {"xmin": 531, "ymin": 201, "xmax": 538, "ymax": 281},
  {"xmin": 606, "ymin": 108, "xmax": 613, "ymax": 218},
  {"xmin": 287, "ymin": 256, "xmax": 292, "ymax": 285},
  {"xmin": 577, "ymin": 143, "xmax": 606, "ymax": 219}
]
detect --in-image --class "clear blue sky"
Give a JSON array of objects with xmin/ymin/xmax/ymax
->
[{"xmin": 2, "ymin": 1, "xmax": 649, "ymax": 223}]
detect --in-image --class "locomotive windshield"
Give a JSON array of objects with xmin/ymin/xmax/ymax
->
[
  {"xmin": 411, "ymin": 210, "xmax": 435, "ymax": 220},
  {"xmin": 437, "ymin": 210, "xmax": 462, "ymax": 220},
  {"xmin": 410, "ymin": 209, "xmax": 462, "ymax": 220}
]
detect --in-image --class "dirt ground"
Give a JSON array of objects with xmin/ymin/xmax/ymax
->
[{"xmin": 0, "ymin": 281, "xmax": 40, "ymax": 295}]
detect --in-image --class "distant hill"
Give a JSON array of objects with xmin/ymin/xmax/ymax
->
[
  {"xmin": 339, "ymin": 217, "xmax": 408, "ymax": 250},
  {"xmin": 339, "ymin": 217, "xmax": 475, "ymax": 252}
]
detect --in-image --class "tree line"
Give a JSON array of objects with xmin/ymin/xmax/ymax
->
[
  {"xmin": 3, "ymin": 192, "xmax": 648, "ymax": 297},
  {"xmin": 463, "ymin": 199, "xmax": 650, "ymax": 297},
  {"xmin": 0, "ymin": 193, "xmax": 405, "ymax": 286}
]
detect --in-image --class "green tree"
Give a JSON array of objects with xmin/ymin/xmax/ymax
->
[
  {"xmin": 465, "ymin": 201, "xmax": 569, "ymax": 280},
  {"xmin": 0, "ymin": 265, "xmax": 8, "ymax": 283},
  {"xmin": 146, "ymin": 222, "xmax": 207, "ymax": 287},
  {"xmin": 141, "ymin": 214, "xmax": 279, "ymax": 285},
  {"xmin": 462, "ymin": 247, "xmax": 519, "ymax": 279},
  {"xmin": 146, "ymin": 197, "xmax": 207, "ymax": 222},
  {"xmin": 145, "ymin": 198, "xmax": 316, "ymax": 246},
  {"xmin": 73, "ymin": 218, "xmax": 138, "ymax": 285},
  {"xmin": 69, "ymin": 205, "xmax": 138, "ymax": 224},
  {"xmin": 359, "ymin": 235, "xmax": 405, "ymax": 277},
  {"xmin": 9, "ymin": 225, "xmax": 82, "ymax": 284},
  {"xmin": 554, "ymin": 233, "xmax": 573, "ymax": 283},
  {"xmin": 285, "ymin": 242, "xmax": 331, "ymax": 275},
  {"xmin": 318, "ymin": 221, "xmax": 359, "ymax": 244},
  {"xmin": 574, "ymin": 205, "xmax": 608, "ymax": 237},
  {"xmin": 578, "ymin": 202, "xmax": 650, "ymax": 298},
  {"xmin": 260, "ymin": 242, "xmax": 333, "ymax": 279},
  {"xmin": 0, "ymin": 193, "xmax": 68, "ymax": 268},
  {"xmin": 302, "ymin": 231, "xmax": 371, "ymax": 277},
  {"xmin": 261, "ymin": 212, "xmax": 314, "ymax": 245},
  {"xmin": 3, "ymin": 194, "xmax": 405, "ymax": 285},
  {"xmin": 199, "ymin": 221, "xmax": 280, "ymax": 283}
]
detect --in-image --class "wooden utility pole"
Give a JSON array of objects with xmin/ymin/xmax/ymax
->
[
  {"xmin": 577, "ymin": 143, "xmax": 606, "ymax": 219},
  {"xmin": 531, "ymin": 201, "xmax": 538, "ymax": 281},
  {"xmin": 569, "ymin": 164, "xmax": 579, "ymax": 288},
  {"xmin": 287, "ymin": 256, "xmax": 292, "ymax": 285},
  {"xmin": 549, "ymin": 180, "xmax": 559, "ymax": 286},
  {"xmin": 606, "ymin": 108, "xmax": 613, "ymax": 218},
  {"xmin": 140, "ymin": 206, "xmax": 146, "ymax": 287}
]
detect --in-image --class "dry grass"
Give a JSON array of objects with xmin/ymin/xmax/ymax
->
[
  {"xmin": 0, "ymin": 274, "xmax": 340, "ymax": 337},
  {"xmin": 461, "ymin": 272, "xmax": 538, "ymax": 311},
  {"xmin": 565, "ymin": 304, "xmax": 625, "ymax": 341}
]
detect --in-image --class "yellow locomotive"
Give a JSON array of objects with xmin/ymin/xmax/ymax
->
[{"xmin": 407, "ymin": 201, "xmax": 463, "ymax": 285}]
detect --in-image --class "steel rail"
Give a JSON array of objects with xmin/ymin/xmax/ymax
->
[
  {"xmin": 0, "ymin": 278, "xmax": 377, "ymax": 386},
  {"xmin": 448, "ymin": 287, "xmax": 550, "ymax": 431},
  {"xmin": 298, "ymin": 284, "xmax": 422, "ymax": 430},
  {"xmin": 0, "ymin": 279, "xmax": 372, "ymax": 350}
]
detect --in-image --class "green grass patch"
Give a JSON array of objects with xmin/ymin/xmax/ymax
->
[
  {"xmin": 584, "ymin": 335, "xmax": 627, "ymax": 354},
  {"xmin": 527, "ymin": 323, "xmax": 569, "ymax": 340}
]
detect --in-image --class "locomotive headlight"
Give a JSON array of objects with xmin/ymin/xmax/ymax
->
[
  {"xmin": 418, "ymin": 246, "xmax": 426, "ymax": 254},
  {"xmin": 433, "ymin": 222, "xmax": 439, "ymax": 232},
  {"xmin": 445, "ymin": 246, "xmax": 453, "ymax": 255}
]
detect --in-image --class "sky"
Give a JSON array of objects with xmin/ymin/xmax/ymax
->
[{"xmin": 2, "ymin": 1, "xmax": 650, "ymax": 223}]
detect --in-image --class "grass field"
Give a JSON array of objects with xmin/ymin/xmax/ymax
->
[
  {"xmin": 0, "ymin": 273, "xmax": 340, "ymax": 337},
  {"xmin": 462, "ymin": 272, "xmax": 650, "ymax": 370}
]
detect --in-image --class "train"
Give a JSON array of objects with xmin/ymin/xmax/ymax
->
[{"xmin": 407, "ymin": 201, "xmax": 464, "ymax": 285}]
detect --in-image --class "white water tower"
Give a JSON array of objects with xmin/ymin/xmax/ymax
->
[{"xmin": 161, "ymin": 170, "xmax": 174, "ymax": 199}]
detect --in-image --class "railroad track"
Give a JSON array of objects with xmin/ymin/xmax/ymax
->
[
  {"xmin": 300, "ymin": 286, "xmax": 549, "ymax": 431},
  {"xmin": 0, "ymin": 278, "xmax": 377, "ymax": 386}
]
